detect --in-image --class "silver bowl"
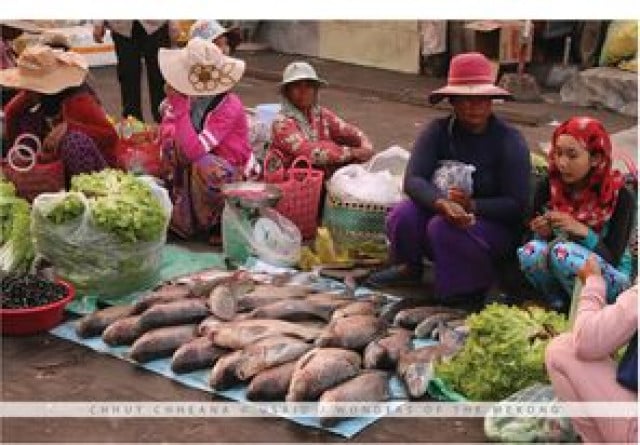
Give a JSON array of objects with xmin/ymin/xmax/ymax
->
[{"xmin": 222, "ymin": 181, "xmax": 282, "ymax": 209}]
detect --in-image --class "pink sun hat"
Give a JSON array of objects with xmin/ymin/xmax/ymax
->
[{"xmin": 428, "ymin": 52, "xmax": 512, "ymax": 105}]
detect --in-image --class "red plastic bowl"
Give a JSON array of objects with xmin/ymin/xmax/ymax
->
[{"xmin": 1, "ymin": 280, "xmax": 75, "ymax": 336}]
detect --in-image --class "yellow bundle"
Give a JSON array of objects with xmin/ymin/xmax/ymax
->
[
  {"xmin": 297, "ymin": 227, "xmax": 351, "ymax": 271},
  {"xmin": 600, "ymin": 21, "xmax": 638, "ymax": 67}
]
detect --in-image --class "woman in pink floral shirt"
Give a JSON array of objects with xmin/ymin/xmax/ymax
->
[{"xmin": 270, "ymin": 61, "xmax": 373, "ymax": 175}]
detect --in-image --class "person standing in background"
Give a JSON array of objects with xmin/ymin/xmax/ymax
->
[{"xmin": 93, "ymin": 20, "xmax": 177, "ymax": 123}]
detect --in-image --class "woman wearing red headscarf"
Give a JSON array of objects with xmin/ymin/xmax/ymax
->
[{"xmin": 518, "ymin": 116, "xmax": 635, "ymax": 312}]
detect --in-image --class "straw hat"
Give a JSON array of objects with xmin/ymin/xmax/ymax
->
[
  {"xmin": 0, "ymin": 44, "xmax": 88, "ymax": 94},
  {"xmin": 280, "ymin": 61, "xmax": 328, "ymax": 92},
  {"xmin": 0, "ymin": 20, "xmax": 43, "ymax": 35},
  {"xmin": 158, "ymin": 37, "xmax": 245, "ymax": 97},
  {"xmin": 189, "ymin": 20, "xmax": 232, "ymax": 42},
  {"xmin": 428, "ymin": 52, "xmax": 511, "ymax": 105}
]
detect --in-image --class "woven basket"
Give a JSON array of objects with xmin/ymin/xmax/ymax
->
[
  {"xmin": 322, "ymin": 191, "xmax": 392, "ymax": 257},
  {"xmin": 263, "ymin": 150, "xmax": 324, "ymax": 240}
]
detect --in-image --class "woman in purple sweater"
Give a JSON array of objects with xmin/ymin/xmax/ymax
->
[{"xmin": 367, "ymin": 52, "xmax": 531, "ymax": 303}]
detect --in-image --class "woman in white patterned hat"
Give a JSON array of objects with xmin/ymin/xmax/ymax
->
[
  {"xmin": 270, "ymin": 61, "xmax": 374, "ymax": 176},
  {"xmin": 157, "ymin": 37, "xmax": 253, "ymax": 243}
]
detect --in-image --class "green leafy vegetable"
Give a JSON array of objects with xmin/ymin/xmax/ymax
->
[
  {"xmin": 0, "ymin": 179, "xmax": 34, "ymax": 274},
  {"xmin": 48, "ymin": 169, "xmax": 166, "ymax": 243},
  {"xmin": 435, "ymin": 303, "xmax": 568, "ymax": 401}
]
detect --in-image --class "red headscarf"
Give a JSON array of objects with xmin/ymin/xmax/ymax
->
[{"xmin": 548, "ymin": 116, "xmax": 624, "ymax": 233}]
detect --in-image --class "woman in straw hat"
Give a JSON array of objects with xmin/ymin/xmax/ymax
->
[
  {"xmin": 366, "ymin": 52, "xmax": 531, "ymax": 305},
  {"xmin": 157, "ymin": 37, "xmax": 253, "ymax": 242},
  {"xmin": 270, "ymin": 61, "xmax": 374, "ymax": 175},
  {"xmin": 1, "ymin": 44, "xmax": 117, "ymax": 182}
]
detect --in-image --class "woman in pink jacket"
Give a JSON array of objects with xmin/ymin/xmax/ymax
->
[
  {"xmin": 157, "ymin": 37, "xmax": 253, "ymax": 242},
  {"xmin": 545, "ymin": 255, "xmax": 637, "ymax": 443}
]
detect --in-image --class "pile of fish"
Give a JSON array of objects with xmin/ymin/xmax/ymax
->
[{"xmin": 75, "ymin": 267, "xmax": 471, "ymax": 416}]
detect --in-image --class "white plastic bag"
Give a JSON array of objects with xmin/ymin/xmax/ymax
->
[
  {"xmin": 31, "ymin": 179, "xmax": 172, "ymax": 298},
  {"xmin": 222, "ymin": 203, "xmax": 301, "ymax": 267},
  {"xmin": 432, "ymin": 160, "xmax": 476, "ymax": 196},
  {"xmin": 327, "ymin": 146, "xmax": 410, "ymax": 205}
]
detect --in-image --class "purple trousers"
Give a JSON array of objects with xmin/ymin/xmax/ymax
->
[{"xmin": 387, "ymin": 200, "xmax": 515, "ymax": 297}]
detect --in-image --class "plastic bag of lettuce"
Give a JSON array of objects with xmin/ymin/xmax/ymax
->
[
  {"xmin": 31, "ymin": 169, "xmax": 172, "ymax": 298},
  {"xmin": 434, "ymin": 303, "xmax": 568, "ymax": 401}
]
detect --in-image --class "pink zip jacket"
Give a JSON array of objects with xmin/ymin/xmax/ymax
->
[{"xmin": 159, "ymin": 92, "xmax": 251, "ymax": 168}]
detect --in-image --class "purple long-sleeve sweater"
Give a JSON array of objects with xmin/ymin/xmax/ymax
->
[{"xmin": 404, "ymin": 114, "xmax": 531, "ymax": 226}]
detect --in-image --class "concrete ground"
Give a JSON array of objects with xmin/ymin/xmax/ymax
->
[{"xmin": 2, "ymin": 51, "xmax": 637, "ymax": 443}]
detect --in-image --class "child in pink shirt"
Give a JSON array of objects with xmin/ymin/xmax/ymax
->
[{"xmin": 545, "ymin": 255, "xmax": 638, "ymax": 443}]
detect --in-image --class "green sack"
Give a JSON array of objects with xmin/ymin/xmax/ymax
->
[{"xmin": 484, "ymin": 384, "xmax": 578, "ymax": 443}]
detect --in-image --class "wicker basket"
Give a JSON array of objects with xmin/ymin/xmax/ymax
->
[{"xmin": 263, "ymin": 150, "xmax": 324, "ymax": 240}]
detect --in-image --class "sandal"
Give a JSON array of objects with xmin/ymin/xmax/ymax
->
[{"xmin": 364, "ymin": 264, "xmax": 423, "ymax": 289}]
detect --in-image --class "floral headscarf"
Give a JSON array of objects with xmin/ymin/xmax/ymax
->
[{"xmin": 549, "ymin": 116, "xmax": 624, "ymax": 232}]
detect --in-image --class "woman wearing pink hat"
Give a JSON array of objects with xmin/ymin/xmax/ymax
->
[{"xmin": 366, "ymin": 52, "xmax": 531, "ymax": 305}]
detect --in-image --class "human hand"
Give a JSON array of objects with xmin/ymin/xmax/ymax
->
[
  {"xmin": 448, "ymin": 187, "xmax": 473, "ymax": 212},
  {"xmin": 42, "ymin": 122, "xmax": 67, "ymax": 154},
  {"xmin": 351, "ymin": 146, "xmax": 374, "ymax": 162},
  {"xmin": 530, "ymin": 215, "xmax": 553, "ymax": 239},
  {"xmin": 546, "ymin": 211, "xmax": 589, "ymax": 238},
  {"xmin": 435, "ymin": 198, "xmax": 474, "ymax": 228},
  {"xmin": 93, "ymin": 24, "xmax": 106, "ymax": 44},
  {"xmin": 577, "ymin": 254, "xmax": 602, "ymax": 284}
]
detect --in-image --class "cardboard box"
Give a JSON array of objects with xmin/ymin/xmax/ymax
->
[{"xmin": 464, "ymin": 20, "xmax": 533, "ymax": 64}]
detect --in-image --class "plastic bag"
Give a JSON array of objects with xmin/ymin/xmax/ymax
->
[
  {"xmin": 327, "ymin": 146, "xmax": 409, "ymax": 205},
  {"xmin": 432, "ymin": 160, "xmax": 476, "ymax": 196},
  {"xmin": 222, "ymin": 202, "xmax": 301, "ymax": 267},
  {"xmin": 599, "ymin": 21, "xmax": 638, "ymax": 67},
  {"xmin": 31, "ymin": 177, "xmax": 172, "ymax": 298},
  {"xmin": 484, "ymin": 384, "xmax": 578, "ymax": 443}
]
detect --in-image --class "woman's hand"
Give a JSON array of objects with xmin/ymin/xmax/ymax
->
[
  {"xmin": 435, "ymin": 198, "xmax": 474, "ymax": 228},
  {"xmin": 546, "ymin": 211, "xmax": 590, "ymax": 238},
  {"xmin": 447, "ymin": 187, "xmax": 473, "ymax": 212},
  {"xmin": 530, "ymin": 215, "xmax": 553, "ymax": 239},
  {"xmin": 577, "ymin": 254, "xmax": 602, "ymax": 284},
  {"xmin": 42, "ymin": 122, "xmax": 67, "ymax": 154},
  {"xmin": 351, "ymin": 146, "xmax": 374, "ymax": 162}
]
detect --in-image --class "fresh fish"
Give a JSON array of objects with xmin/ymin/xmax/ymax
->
[
  {"xmin": 209, "ymin": 350, "xmax": 244, "ymax": 390},
  {"xmin": 132, "ymin": 284, "xmax": 193, "ymax": 314},
  {"xmin": 75, "ymin": 305, "xmax": 135, "ymax": 338},
  {"xmin": 138, "ymin": 299, "xmax": 209, "ymax": 330},
  {"xmin": 394, "ymin": 306, "xmax": 466, "ymax": 329},
  {"xmin": 397, "ymin": 344, "xmax": 458, "ymax": 399},
  {"xmin": 208, "ymin": 284, "xmax": 237, "ymax": 321},
  {"xmin": 364, "ymin": 328, "xmax": 413, "ymax": 369},
  {"xmin": 318, "ymin": 371, "xmax": 390, "ymax": 426},
  {"xmin": 331, "ymin": 301, "xmax": 376, "ymax": 320},
  {"xmin": 244, "ymin": 284, "xmax": 314, "ymax": 299},
  {"xmin": 304, "ymin": 294, "xmax": 353, "ymax": 312},
  {"xmin": 315, "ymin": 315, "xmax": 384, "ymax": 351},
  {"xmin": 198, "ymin": 315, "xmax": 226, "ymax": 336},
  {"xmin": 286, "ymin": 348, "xmax": 362, "ymax": 401},
  {"xmin": 235, "ymin": 335, "xmax": 313, "ymax": 380},
  {"xmin": 431, "ymin": 319, "xmax": 466, "ymax": 340},
  {"xmin": 171, "ymin": 336, "xmax": 228, "ymax": 374},
  {"xmin": 102, "ymin": 315, "xmax": 145, "ymax": 346},
  {"xmin": 211, "ymin": 319, "xmax": 323, "ymax": 350},
  {"xmin": 237, "ymin": 296, "xmax": 288, "ymax": 312},
  {"xmin": 414, "ymin": 313, "xmax": 466, "ymax": 339},
  {"xmin": 129, "ymin": 325, "xmax": 197, "ymax": 363},
  {"xmin": 178, "ymin": 270, "xmax": 237, "ymax": 297},
  {"xmin": 250, "ymin": 300, "xmax": 333, "ymax": 322},
  {"xmin": 246, "ymin": 362, "xmax": 297, "ymax": 401}
]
